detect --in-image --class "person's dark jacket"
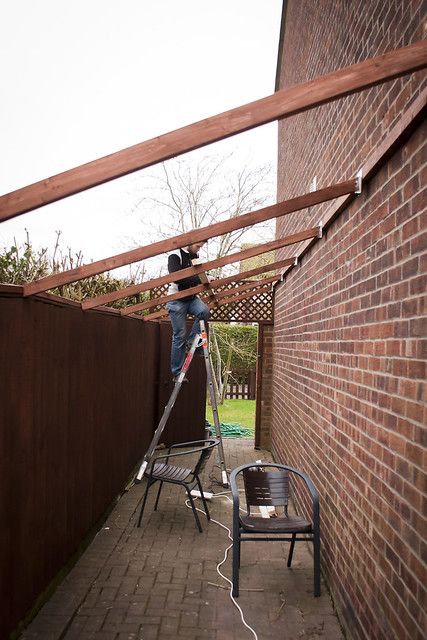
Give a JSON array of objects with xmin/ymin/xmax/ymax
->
[{"xmin": 168, "ymin": 248, "xmax": 202, "ymax": 302}]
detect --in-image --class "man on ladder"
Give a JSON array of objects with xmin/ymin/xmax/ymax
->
[
  {"xmin": 135, "ymin": 243, "xmax": 228, "ymax": 486},
  {"xmin": 166, "ymin": 242, "xmax": 210, "ymax": 382}
]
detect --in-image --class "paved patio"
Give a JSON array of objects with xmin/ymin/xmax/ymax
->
[{"xmin": 21, "ymin": 439, "xmax": 344, "ymax": 640}]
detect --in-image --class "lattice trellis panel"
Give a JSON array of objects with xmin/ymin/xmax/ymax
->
[{"xmin": 147, "ymin": 281, "xmax": 273, "ymax": 322}]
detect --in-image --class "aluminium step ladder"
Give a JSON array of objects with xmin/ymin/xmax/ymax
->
[{"xmin": 135, "ymin": 319, "xmax": 228, "ymax": 486}]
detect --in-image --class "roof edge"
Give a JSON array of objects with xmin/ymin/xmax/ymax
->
[{"xmin": 275, "ymin": 0, "xmax": 289, "ymax": 92}]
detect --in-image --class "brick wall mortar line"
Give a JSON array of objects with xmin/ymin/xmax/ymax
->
[
  {"xmin": 273, "ymin": 356, "xmax": 426, "ymax": 423},
  {"xmin": 272, "ymin": 377, "xmax": 425, "ymax": 508},
  {"xmin": 270, "ymin": 426, "xmax": 426, "ymax": 621}
]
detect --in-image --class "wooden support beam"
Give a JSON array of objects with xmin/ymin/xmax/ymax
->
[
  {"xmin": 121, "ymin": 268, "xmax": 285, "ymax": 316},
  {"xmin": 83, "ymin": 227, "xmax": 317, "ymax": 310},
  {"xmin": 208, "ymin": 284, "xmax": 275, "ymax": 309},
  {"xmin": 214, "ymin": 275, "xmax": 279, "ymax": 300},
  {"xmin": 1, "ymin": 40, "xmax": 426, "ymax": 222},
  {"xmin": 142, "ymin": 280, "xmax": 276, "ymax": 323},
  {"xmin": 120, "ymin": 256, "xmax": 295, "ymax": 315},
  {"xmin": 24, "ymin": 179, "xmax": 354, "ymax": 296},
  {"xmin": 122, "ymin": 283, "xmax": 205, "ymax": 315},
  {"xmin": 143, "ymin": 308, "xmax": 170, "ymax": 322},
  {"xmin": 205, "ymin": 256, "xmax": 295, "ymax": 286}
]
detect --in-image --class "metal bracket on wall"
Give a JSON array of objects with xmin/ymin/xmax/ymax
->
[
  {"xmin": 280, "ymin": 255, "xmax": 299, "ymax": 282},
  {"xmin": 355, "ymin": 169, "xmax": 363, "ymax": 194},
  {"xmin": 318, "ymin": 222, "xmax": 323, "ymax": 239}
]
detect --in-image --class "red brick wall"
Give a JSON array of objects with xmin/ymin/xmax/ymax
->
[
  {"xmin": 255, "ymin": 322, "xmax": 274, "ymax": 449},
  {"xmin": 273, "ymin": 2, "xmax": 426, "ymax": 640}
]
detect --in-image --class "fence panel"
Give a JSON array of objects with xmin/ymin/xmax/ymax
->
[
  {"xmin": 0, "ymin": 286, "xmax": 160, "ymax": 639},
  {"xmin": 226, "ymin": 370, "xmax": 256, "ymax": 399}
]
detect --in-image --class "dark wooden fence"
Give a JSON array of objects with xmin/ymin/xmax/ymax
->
[
  {"xmin": 156, "ymin": 321, "xmax": 206, "ymax": 445},
  {"xmin": 0, "ymin": 285, "xmax": 205, "ymax": 639},
  {"xmin": 226, "ymin": 370, "xmax": 256, "ymax": 399}
]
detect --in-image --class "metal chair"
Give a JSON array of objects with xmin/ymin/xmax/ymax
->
[
  {"xmin": 137, "ymin": 438, "xmax": 219, "ymax": 532},
  {"xmin": 230, "ymin": 463, "xmax": 320, "ymax": 597}
]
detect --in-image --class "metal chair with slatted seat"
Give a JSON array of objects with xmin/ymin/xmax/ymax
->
[
  {"xmin": 136, "ymin": 438, "xmax": 219, "ymax": 532},
  {"xmin": 230, "ymin": 463, "xmax": 320, "ymax": 597}
]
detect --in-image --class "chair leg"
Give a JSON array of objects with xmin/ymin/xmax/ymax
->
[
  {"xmin": 287, "ymin": 533, "xmax": 296, "ymax": 567},
  {"xmin": 154, "ymin": 481, "xmax": 163, "ymax": 511},
  {"xmin": 232, "ymin": 532, "xmax": 240, "ymax": 597},
  {"xmin": 313, "ymin": 531, "xmax": 321, "ymax": 597},
  {"xmin": 196, "ymin": 476, "xmax": 210, "ymax": 520},
  {"xmin": 186, "ymin": 488, "xmax": 203, "ymax": 532},
  {"xmin": 137, "ymin": 481, "xmax": 152, "ymax": 528}
]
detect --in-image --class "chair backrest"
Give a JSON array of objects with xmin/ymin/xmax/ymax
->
[
  {"xmin": 193, "ymin": 439, "xmax": 218, "ymax": 476},
  {"xmin": 243, "ymin": 468, "xmax": 290, "ymax": 514}
]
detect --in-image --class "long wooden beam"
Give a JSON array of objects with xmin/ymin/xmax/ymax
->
[
  {"xmin": 83, "ymin": 227, "xmax": 318, "ymax": 310},
  {"xmin": 120, "ymin": 256, "xmax": 295, "ymax": 315},
  {"xmin": 207, "ymin": 284, "xmax": 274, "ymax": 310},
  {"xmin": 208, "ymin": 256, "xmax": 294, "ymax": 286},
  {"xmin": 1, "ymin": 41, "xmax": 426, "ymax": 223},
  {"xmin": 121, "ymin": 283, "xmax": 205, "ymax": 315},
  {"xmin": 142, "ymin": 308, "xmax": 170, "ymax": 322},
  {"xmin": 215, "ymin": 275, "xmax": 279, "ymax": 299},
  {"xmin": 24, "ymin": 180, "xmax": 354, "ymax": 296},
  {"xmin": 120, "ymin": 258, "xmax": 288, "ymax": 316}
]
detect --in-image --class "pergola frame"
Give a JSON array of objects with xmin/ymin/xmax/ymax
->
[
  {"xmin": 0, "ymin": 40, "xmax": 425, "ymax": 319},
  {"xmin": 82, "ymin": 226, "xmax": 320, "ymax": 310},
  {"xmin": 23, "ymin": 179, "xmax": 355, "ymax": 296},
  {"xmin": 120, "ymin": 257, "xmax": 295, "ymax": 316},
  {"xmin": 142, "ymin": 281, "xmax": 277, "ymax": 323}
]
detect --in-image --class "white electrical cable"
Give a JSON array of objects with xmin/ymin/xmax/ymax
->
[{"xmin": 185, "ymin": 496, "xmax": 259, "ymax": 640}]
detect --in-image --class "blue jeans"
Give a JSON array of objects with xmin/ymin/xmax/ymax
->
[{"xmin": 166, "ymin": 297, "xmax": 210, "ymax": 377}]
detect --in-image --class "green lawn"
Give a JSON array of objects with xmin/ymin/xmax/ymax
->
[{"xmin": 206, "ymin": 399, "xmax": 256, "ymax": 431}]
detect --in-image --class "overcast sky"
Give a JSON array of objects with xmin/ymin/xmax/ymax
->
[{"xmin": 0, "ymin": 1, "xmax": 283, "ymax": 266}]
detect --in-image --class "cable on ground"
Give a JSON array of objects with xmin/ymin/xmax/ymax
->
[{"xmin": 185, "ymin": 495, "xmax": 259, "ymax": 640}]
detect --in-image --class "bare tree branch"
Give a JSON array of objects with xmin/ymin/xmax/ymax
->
[{"xmin": 129, "ymin": 154, "xmax": 275, "ymax": 276}]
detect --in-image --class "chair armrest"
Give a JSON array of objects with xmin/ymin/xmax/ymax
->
[
  {"xmin": 168, "ymin": 439, "xmax": 216, "ymax": 451},
  {"xmin": 230, "ymin": 467, "xmax": 242, "ymax": 515},
  {"xmin": 287, "ymin": 468, "xmax": 320, "ymax": 524},
  {"xmin": 152, "ymin": 439, "xmax": 218, "ymax": 464}
]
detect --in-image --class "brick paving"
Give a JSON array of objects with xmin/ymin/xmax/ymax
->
[{"xmin": 21, "ymin": 439, "xmax": 344, "ymax": 640}]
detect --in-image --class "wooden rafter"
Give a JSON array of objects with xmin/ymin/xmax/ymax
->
[
  {"xmin": 0, "ymin": 41, "xmax": 425, "ymax": 222},
  {"xmin": 142, "ymin": 308, "xmax": 170, "ymax": 322},
  {"xmin": 120, "ymin": 256, "xmax": 295, "ymax": 316},
  {"xmin": 209, "ymin": 284, "xmax": 274, "ymax": 309},
  {"xmin": 24, "ymin": 180, "xmax": 355, "ymax": 296},
  {"xmin": 216, "ymin": 255, "xmax": 294, "ymax": 282},
  {"xmin": 83, "ymin": 227, "xmax": 318, "ymax": 310},
  {"xmin": 214, "ymin": 275, "xmax": 279, "ymax": 300},
  {"xmin": 142, "ymin": 280, "xmax": 276, "ymax": 322}
]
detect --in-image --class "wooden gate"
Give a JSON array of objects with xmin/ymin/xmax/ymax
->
[{"xmin": 226, "ymin": 370, "xmax": 256, "ymax": 399}]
